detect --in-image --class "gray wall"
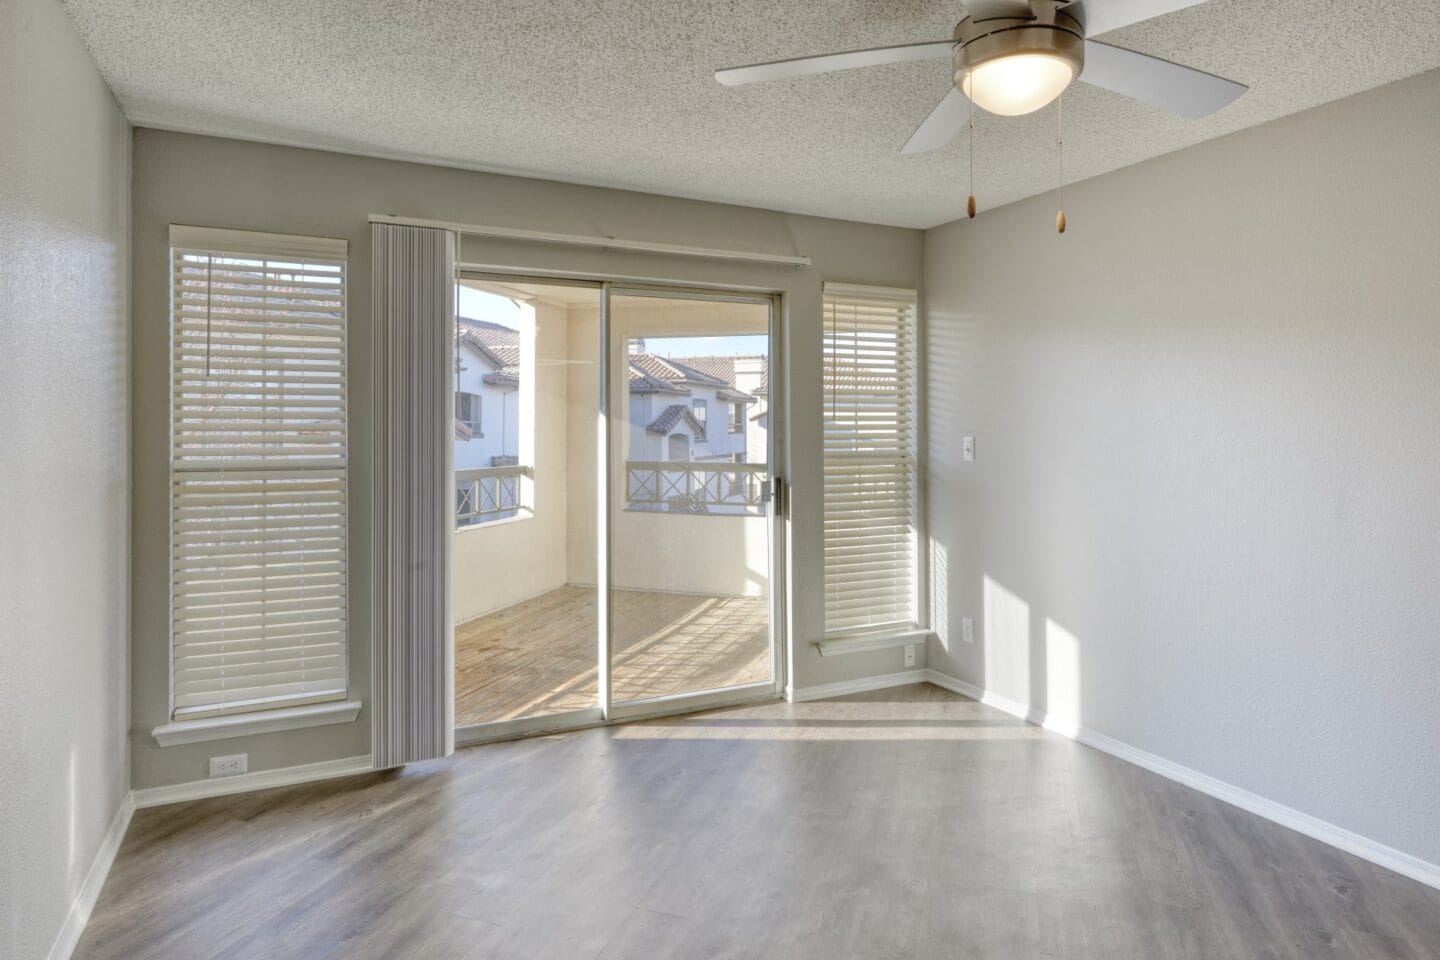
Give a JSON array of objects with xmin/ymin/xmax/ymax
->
[
  {"xmin": 0, "ymin": 0, "xmax": 131, "ymax": 957},
  {"xmin": 925, "ymin": 69, "xmax": 1440, "ymax": 866},
  {"xmin": 131, "ymin": 129, "xmax": 924, "ymax": 789}
]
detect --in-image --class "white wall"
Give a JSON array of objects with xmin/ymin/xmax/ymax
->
[
  {"xmin": 925, "ymin": 69, "xmax": 1440, "ymax": 868},
  {"xmin": 0, "ymin": 0, "xmax": 131, "ymax": 957}
]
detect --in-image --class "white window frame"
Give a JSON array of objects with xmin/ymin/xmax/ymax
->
[
  {"xmin": 154, "ymin": 225, "xmax": 360, "ymax": 746},
  {"xmin": 820, "ymin": 282, "xmax": 925, "ymax": 645},
  {"xmin": 456, "ymin": 391, "xmax": 484, "ymax": 435}
]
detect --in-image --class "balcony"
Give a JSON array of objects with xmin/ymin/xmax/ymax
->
[
  {"xmin": 625, "ymin": 460, "xmax": 766, "ymax": 515},
  {"xmin": 456, "ymin": 464, "xmax": 532, "ymax": 527}
]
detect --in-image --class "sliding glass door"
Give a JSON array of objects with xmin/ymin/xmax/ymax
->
[
  {"xmin": 604, "ymin": 289, "xmax": 780, "ymax": 713},
  {"xmin": 451, "ymin": 277, "xmax": 604, "ymax": 731},
  {"xmin": 452, "ymin": 277, "xmax": 782, "ymax": 740}
]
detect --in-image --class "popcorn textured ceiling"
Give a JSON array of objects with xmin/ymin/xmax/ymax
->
[{"xmin": 62, "ymin": 0, "xmax": 1440, "ymax": 228}]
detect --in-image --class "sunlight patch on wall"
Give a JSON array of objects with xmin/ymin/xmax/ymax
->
[
  {"xmin": 930, "ymin": 537, "xmax": 950, "ymax": 649},
  {"xmin": 983, "ymin": 575, "xmax": 1031, "ymax": 704},
  {"xmin": 1044, "ymin": 617, "xmax": 1082, "ymax": 737}
]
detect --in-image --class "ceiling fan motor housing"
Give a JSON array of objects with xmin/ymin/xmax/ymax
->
[{"xmin": 953, "ymin": 1, "xmax": 1085, "ymax": 114}]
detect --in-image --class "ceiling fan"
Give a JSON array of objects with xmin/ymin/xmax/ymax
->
[{"xmin": 714, "ymin": 0, "xmax": 1248, "ymax": 155}]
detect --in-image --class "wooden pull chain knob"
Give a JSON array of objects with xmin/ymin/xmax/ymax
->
[
  {"xmin": 1056, "ymin": 210, "xmax": 1067, "ymax": 234},
  {"xmin": 967, "ymin": 195, "xmax": 977, "ymax": 219}
]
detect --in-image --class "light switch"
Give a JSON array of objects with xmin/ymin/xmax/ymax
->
[{"xmin": 963, "ymin": 436, "xmax": 975, "ymax": 462}]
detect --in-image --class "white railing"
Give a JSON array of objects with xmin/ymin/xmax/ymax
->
[
  {"xmin": 626, "ymin": 460, "xmax": 767, "ymax": 515},
  {"xmin": 456, "ymin": 465, "xmax": 532, "ymax": 527}
]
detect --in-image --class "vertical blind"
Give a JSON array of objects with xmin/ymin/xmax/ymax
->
[
  {"xmin": 371, "ymin": 222, "xmax": 455, "ymax": 768},
  {"xmin": 169, "ymin": 226, "xmax": 349, "ymax": 719},
  {"xmin": 822, "ymin": 283, "xmax": 920, "ymax": 636}
]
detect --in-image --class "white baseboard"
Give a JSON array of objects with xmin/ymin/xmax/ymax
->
[
  {"xmin": 785, "ymin": 668, "xmax": 930, "ymax": 703},
  {"xmin": 132, "ymin": 754, "xmax": 374, "ymax": 808},
  {"xmin": 924, "ymin": 670, "xmax": 1440, "ymax": 892},
  {"xmin": 46, "ymin": 792, "xmax": 135, "ymax": 960}
]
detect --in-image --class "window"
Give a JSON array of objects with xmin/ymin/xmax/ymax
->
[
  {"xmin": 168, "ymin": 226, "xmax": 349, "ymax": 720},
  {"xmin": 692, "ymin": 398, "xmax": 707, "ymax": 425},
  {"xmin": 729, "ymin": 402, "xmax": 744, "ymax": 433},
  {"xmin": 456, "ymin": 391, "xmax": 483, "ymax": 434},
  {"xmin": 822, "ymin": 283, "xmax": 919, "ymax": 636}
]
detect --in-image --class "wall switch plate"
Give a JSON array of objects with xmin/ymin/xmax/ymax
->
[
  {"xmin": 209, "ymin": 753, "xmax": 248, "ymax": 778},
  {"xmin": 962, "ymin": 618, "xmax": 975, "ymax": 644},
  {"xmin": 904, "ymin": 643, "xmax": 917, "ymax": 668},
  {"xmin": 963, "ymin": 436, "xmax": 975, "ymax": 462}
]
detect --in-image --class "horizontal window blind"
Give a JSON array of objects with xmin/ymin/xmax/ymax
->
[
  {"xmin": 170, "ymin": 226, "xmax": 349, "ymax": 719},
  {"xmin": 823, "ymin": 283, "xmax": 919, "ymax": 636}
]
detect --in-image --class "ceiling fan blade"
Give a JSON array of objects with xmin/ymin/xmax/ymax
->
[
  {"xmin": 1064, "ymin": 0, "xmax": 1209, "ymax": 37},
  {"xmin": 1080, "ymin": 39, "xmax": 1246, "ymax": 117},
  {"xmin": 715, "ymin": 40, "xmax": 953, "ymax": 86},
  {"xmin": 901, "ymin": 87, "xmax": 971, "ymax": 155}
]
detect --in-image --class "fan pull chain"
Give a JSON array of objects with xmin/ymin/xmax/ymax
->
[
  {"xmin": 1056, "ymin": 93, "xmax": 1067, "ymax": 235},
  {"xmin": 967, "ymin": 74, "xmax": 977, "ymax": 219}
]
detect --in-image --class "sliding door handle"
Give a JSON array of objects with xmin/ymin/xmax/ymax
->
[{"xmin": 766, "ymin": 475, "xmax": 784, "ymax": 516}]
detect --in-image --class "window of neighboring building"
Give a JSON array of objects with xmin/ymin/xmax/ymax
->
[
  {"xmin": 692, "ymin": 398, "xmax": 707, "ymax": 426},
  {"xmin": 168, "ymin": 226, "xmax": 349, "ymax": 720},
  {"xmin": 456, "ymin": 391, "xmax": 483, "ymax": 434},
  {"xmin": 729, "ymin": 402, "xmax": 744, "ymax": 433},
  {"xmin": 822, "ymin": 283, "xmax": 920, "ymax": 637}
]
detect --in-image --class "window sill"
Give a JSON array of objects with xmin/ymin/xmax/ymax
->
[
  {"xmin": 816, "ymin": 628, "xmax": 931, "ymax": 658},
  {"xmin": 152, "ymin": 699, "xmax": 363, "ymax": 747}
]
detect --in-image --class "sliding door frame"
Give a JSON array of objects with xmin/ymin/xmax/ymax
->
[
  {"xmin": 603, "ymin": 283, "xmax": 786, "ymax": 723},
  {"xmin": 452, "ymin": 270, "xmax": 787, "ymax": 747}
]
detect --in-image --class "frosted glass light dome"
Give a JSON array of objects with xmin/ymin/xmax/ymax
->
[{"xmin": 961, "ymin": 52, "xmax": 1077, "ymax": 116}]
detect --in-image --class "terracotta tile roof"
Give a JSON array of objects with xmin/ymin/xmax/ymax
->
[
  {"xmin": 646, "ymin": 403, "xmax": 707, "ymax": 439},
  {"xmin": 673, "ymin": 354, "xmax": 768, "ymax": 396},
  {"xmin": 668, "ymin": 355, "xmax": 735, "ymax": 384},
  {"xmin": 627, "ymin": 364, "xmax": 691, "ymax": 395},
  {"xmin": 458, "ymin": 316, "xmax": 520, "ymax": 368}
]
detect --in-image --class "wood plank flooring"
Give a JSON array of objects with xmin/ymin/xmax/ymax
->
[
  {"xmin": 73, "ymin": 684, "xmax": 1440, "ymax": 960},
  {"xmin": 454, "ymin": 586, "xmax": 769, "ymax": 727}
]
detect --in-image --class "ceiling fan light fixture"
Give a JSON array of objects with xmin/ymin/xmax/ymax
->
[
  {"xmin": 953, "ymin": 4, "xmax": 1085, "ymax": 117},
  {"xmin": 962, "ymin": 51, "xmax": 1077, "ymax": 116}
]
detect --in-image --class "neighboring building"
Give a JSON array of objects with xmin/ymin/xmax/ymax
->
[
  {"xmin": 626, "ymin": 354, "xmax": 759, "ymax": 464},
  {"xmin": 671, "ymin": 354, "xmax": 769, "ymax": 465},
  {"xmin": 454, "ymin": 317, "xmax": 768, "ymax": 521},
  {"xmin": 455, "ymin": 316, "xmax": 522, "ymax": 471}
]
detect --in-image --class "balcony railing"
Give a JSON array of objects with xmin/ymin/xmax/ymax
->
[
  {"xmin": 456, "ymin": 464, "xmax": 532, "ymax": 527},
  {"xmin": 626, "ymin": 460, "xmax": 767, "ymax": 516}
]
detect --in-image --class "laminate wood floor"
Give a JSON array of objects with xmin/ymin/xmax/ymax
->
[
  {"xmin": 454, "ymin": 586, "xmax": 770, "ymax": 727},
  {"xmin": 74, "ymin": 684, "xmax": 1440, "ymax": 960}
]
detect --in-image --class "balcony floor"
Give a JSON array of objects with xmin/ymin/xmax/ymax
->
[{"xmin": 455, "ymin": 585, "xmax": 770, "ymax": 728}]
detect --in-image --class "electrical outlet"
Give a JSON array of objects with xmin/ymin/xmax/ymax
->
[
  {"xmin": 962, "ymin": 618, "xmax": 975, "ymax": 644},
  {"xmin": 904, "ymin": 643, "xmax": 917, "ymax": 668},
  {"xmin": 209, "ymin": 753, "xmax": 248, "ymax": 778}
]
